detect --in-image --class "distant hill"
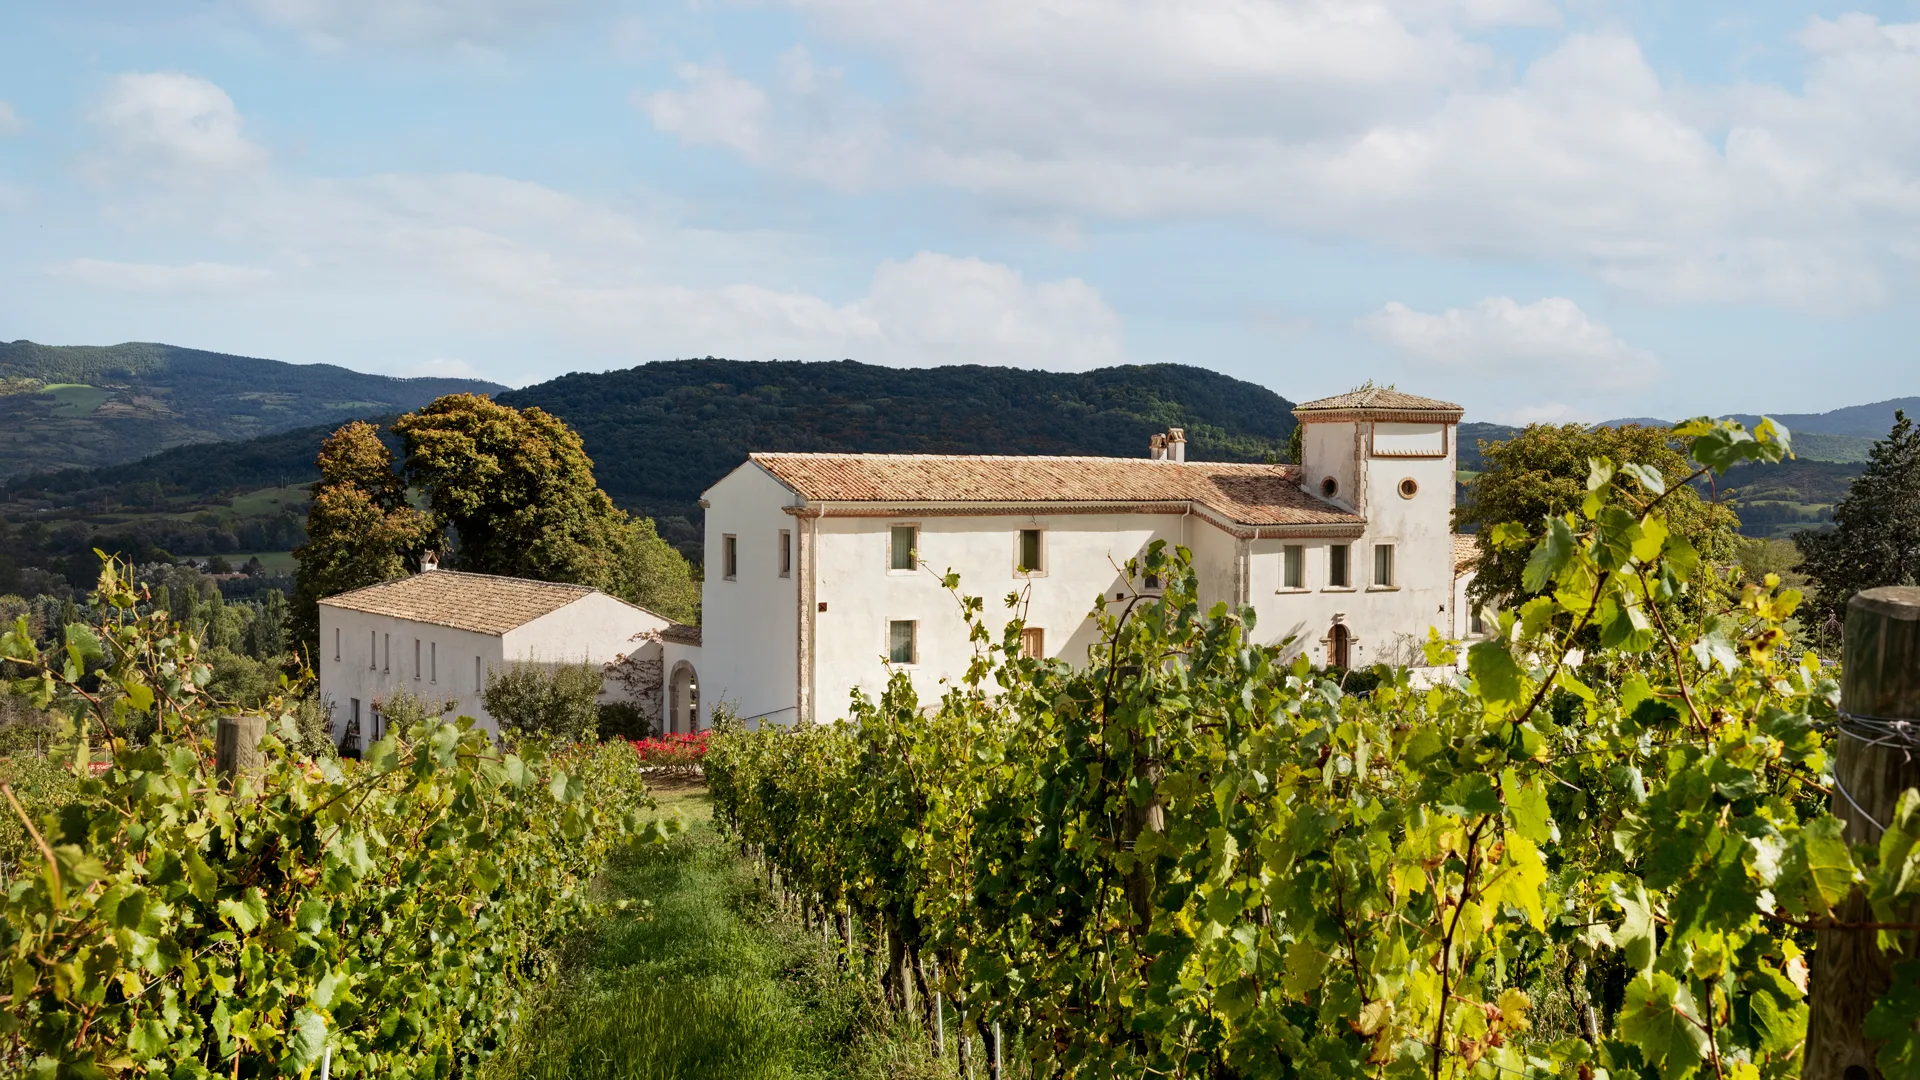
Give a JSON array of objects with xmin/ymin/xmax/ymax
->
[
  {"xmin": 3, "ymin": 357, "xmax": 1301, "ymax": 560},
  {"xmin": 1594, "ymin": 398, "xmax": 1920, "ymax": 464},
  {"xmin": 0, "ymin": 340, "xmax": 503, "ymax": 479}
]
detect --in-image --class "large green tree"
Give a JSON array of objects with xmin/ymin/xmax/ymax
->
[
  {"xmin": 291, "ymin": 421, "xmax": 435, "ymax": 648},
  {"xmin": 392, "ymin": 394, "xmax": 698, "ymax": 621},
  {"xmin": 1796, "ymin": 409, "xmax": 1920, "ymax": 624},
  {"xmin": 1457, "ymin": 422, "xmax": 1742, "ymax": 611}
]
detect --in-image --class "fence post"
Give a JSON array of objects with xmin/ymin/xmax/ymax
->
[
  {"xmin": 931, "ymin": 954, "xmax": 945, "ymax": 1057},
  {"xmin": 215, "ymin": 715, "xmax": 267, "ymax": 784},
  {"xmin": 1804, "ymin": 586, "xmax": 1920, "ymax": 1080}
]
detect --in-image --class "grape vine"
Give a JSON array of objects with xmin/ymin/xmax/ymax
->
[{"xmin": 707, "ymin": 418, "xmax": 1920, "ymax": 1080}]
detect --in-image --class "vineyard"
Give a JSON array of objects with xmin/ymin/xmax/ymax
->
[
  {"xmin": 706, "ymin": 419, "xmax": 1920, "ymax": 1080},
  {"xmin": 0, "ymin": 559, "xmax": 675, "ymax": 1077}
]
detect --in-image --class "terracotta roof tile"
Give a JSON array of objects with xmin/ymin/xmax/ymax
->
[
  {"xmin": 319, "ymin": 570, "xmax": 595, "ymax": 635},
  {"xmin": 661, "ymin": 623, "xmax": 702, "ymax": 646},
  {"xmin": 1295, "ymin": 388, "xmax": 1464, "ymax": 417},
  {"xmin": 751, "ymin": 454, "xmax": 1362, "ymax": 527},
  {"xmin": 1453, "ymin": 534, "xmax": 1482, "ymax": 575}
]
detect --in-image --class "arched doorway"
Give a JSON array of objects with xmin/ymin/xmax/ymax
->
[
  {"xmin": 668, "ymin": 662, "xmax": 700, "ymax": 734},
  {"xmin": 1328, "ymin": 623, "xmax": 1352, "ymax": 669}
]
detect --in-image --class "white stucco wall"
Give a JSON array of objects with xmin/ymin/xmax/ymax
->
[
  {"xmin": 807, "ymin": 510, "xmax": 1189, "ymax": 724},
  {"xmin": 317, "ymin": 605, "xmax": 504, "ymax": 743},
  {"xmin": 700, "ymin": 463, "xmax": 801, "ymax": 727},
  {"xmin": 319, "ymin": 587, "xmax": 673, "ymax": 743}
]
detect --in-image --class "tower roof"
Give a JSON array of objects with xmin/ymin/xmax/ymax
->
[{"xmin": 1294, "ymin": 388, "xmax": 1463, "ymax": 422}]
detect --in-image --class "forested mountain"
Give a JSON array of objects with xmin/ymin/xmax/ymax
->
[
  {"xmin": 0, "ymin": 340, "xmax": 502, "ymax": 478},
  {"xmin": 1, "ymin": 357, "xmax": 1299, "ymax": 581}
]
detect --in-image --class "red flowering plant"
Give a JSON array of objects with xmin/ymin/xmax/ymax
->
[{"xmin": 631, "ymin": 729, "xmax": 710, "ymax": 774}]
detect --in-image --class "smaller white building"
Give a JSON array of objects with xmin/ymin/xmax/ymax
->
[{"xmin": 317, "ymin": 566, "xmax": 692, "ymax": 747}]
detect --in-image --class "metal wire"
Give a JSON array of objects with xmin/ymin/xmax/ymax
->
[{"xmin": 1830, "ymin": 708, "xmax": 1920, "ymax": 835}]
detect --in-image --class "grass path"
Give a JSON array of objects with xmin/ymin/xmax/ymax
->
[{"xmin": 485, "ymin": 781, "xmax": 950, "ymax": 1080}]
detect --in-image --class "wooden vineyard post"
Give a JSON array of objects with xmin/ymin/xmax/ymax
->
[
  {"xmin": 1804, "ymin": 586, "xmax": 1920, "ymax": 1080},
  {"xmin": 215, "ymin": 715, "xmax": 267, "ymax": 785},
  {"xmin": 931, "ymin": 954, "xmax": 945, "ymax": 1057}
]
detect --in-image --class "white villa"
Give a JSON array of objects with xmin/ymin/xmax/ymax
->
[
  {"xmin": 695, "ymin": 388, "xmax": 1484, "ymax": 728},
  {"xmin": 317, "ymin": 562, "xmax": 702, "ymax": 748},
  {"xmin": 317, "ymin": 388, "xmax": 1487, "ymax": 740}
]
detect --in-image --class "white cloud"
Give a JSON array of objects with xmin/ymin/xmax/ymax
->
[
  {"xmin": 673, "ymin": 4, "xmax": 1920, "ymax": 311},
  {"xmin": 401, "ymin": 357, "xmax": 488, "ymax": 381},
  {"xmin": 46, "ymin": 258, "xmax": 274, "ymax": 293},
  {"xmin": 0, "ymin": 101, "xmax": 25, "ymax": 136},
  {"xmin": 854, "ymin": 253, "xmax": 1123, "ymax": 370},
  {"xmin": 1359, "ymin": 296, "xmax": 1660, "ymax": 391},
  {"xmin": 640, "ymin": 49, "xmax": 887, "ymax": 190},
  {"xmin": 88, "ymin": 73, "xmax": 267, "ymax": 178},
  {"xmin": 62, "ymin": 171, "xmax": 1121, "ymax": 375}
]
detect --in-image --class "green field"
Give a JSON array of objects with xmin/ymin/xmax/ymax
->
[
  {"xmin": 486, "ymin": 783, "xmax": 979, "ymax": 1080},
  {"xmin": 43, "ymin": 383, "xmax": 110, "ymax": 417},
  {"xmin": 236, "ymin": 550, "xmax": 298, "ymax": 572},
  {"xmin": 228, "ymin": 484, "xmax": 311, "ymax": 517}
]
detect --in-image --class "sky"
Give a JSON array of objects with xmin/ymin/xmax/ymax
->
[{"xmin": 2, "ymin": 1, "xmax": 1918, "ymax": 425}]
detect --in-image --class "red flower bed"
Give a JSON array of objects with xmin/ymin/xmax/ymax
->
[{"xmin": 630, "ymin": 730, "xmax": 710, "ymax": 772}]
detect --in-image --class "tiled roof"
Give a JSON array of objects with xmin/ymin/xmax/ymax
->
[
  {"xmin": 1453, "ymin": 534, "xmax": 1482, "ymax": 575},
  {"xmin": 319, "ymin": 570, "xmax": 594, "ymax": 635},
  {"xmin": 751, "ymin": 454, "xmax": 1362, "ymax": 527},
  {"xmin": 661, "ymin": 623, "xmax": 702, "ymax": 646},
  {"xmin": 1295, "ymin": 388, "xmax": 1464, "ymax": 417}
]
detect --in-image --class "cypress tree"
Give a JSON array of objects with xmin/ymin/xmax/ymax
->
[{"xmin": 1798, "ymin": 409, "xmax": 1920, "ymax": 625}]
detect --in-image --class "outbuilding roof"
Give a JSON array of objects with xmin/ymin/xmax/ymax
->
[
  {"xmin": 319, "ymin": 569, "xmax": 599, "ymax": 636},
  {"xmin": 1453, "ymin": 534, "xmax": 1483, "ymax": 575},
  {"xmin": 749, "ymin": 453, "xmax": 1363, "ymax": 528},
  {"xmin": 1294, "ymin": 388, "xmax": 1464, "ymax": 422}
]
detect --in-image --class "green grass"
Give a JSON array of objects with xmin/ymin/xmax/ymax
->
[
  {"xmin": 43, "ymin": 383, "xmax": 110, "ymax": 417},
  {"xmin": 235, "ymin": 551, "xmax": 298, "ymax": 572},
  {"xmin": 227, "ymin": 484, "xmax": 311, "ymax": 517},
  {"xmin": 485, "ymin": 785, "xmax": 965, "ymax": 1080}
]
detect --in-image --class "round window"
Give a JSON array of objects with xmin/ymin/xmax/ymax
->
[
  {"xmin": 1320, "ymin": 476, "xmax": 1339, "ymax": 498},
  {"xmin": 1399, "ymin": 477, "xmax": 1419, "ymax": 499}
]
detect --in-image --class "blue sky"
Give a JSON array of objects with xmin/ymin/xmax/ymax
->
[{"xmin": 2, "ymin": 0, "xmax": 1918, "ymax": 424}]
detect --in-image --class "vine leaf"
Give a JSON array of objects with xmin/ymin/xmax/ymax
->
[{"xmin": 1618, "ymin": 972, "xmax": 1710, "ymax": 1080}]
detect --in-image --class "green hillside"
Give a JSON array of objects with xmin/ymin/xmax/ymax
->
[
  {"xmin": 0, "ymin": 340, "xmax": 503, "ymax": 478},
  {"xmin": 1, "ymin": 357, "xmax": 1299, "ymax": 584}
]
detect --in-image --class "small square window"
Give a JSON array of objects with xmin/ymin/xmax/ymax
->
[
  {"xmin": 1019, "ymin": 626, "xmax": 1045, "ymax": 658},
  {"xmin": 1374, "ymin": 544, "xmax": 1395, "ymax": 587},
  {"xmin": 779, "ymin": 529, "xmax": 792, "ymax": 577},
  {"xmin": 890, "ymin": 526, "xmax": 917, "ymax": 571},
  {"xmin": 723, "ymin": 534, "xmax": 738, "ymax": 580},
  {"xmin": 1283, "ymin": 545, "xmax": 1304, "ymax": 589},
  {"xmin": 1018, "ymin": 528, "xmax": 1044, "ymax": 573},
  {"xmin": 1328, "ymin": 545, "xmax": 1351, "ymax": 588},
  {"xmin": 888, "ymin": 620, "xmax": 917, "ymax": 665}
]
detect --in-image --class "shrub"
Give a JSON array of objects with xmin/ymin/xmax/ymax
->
[
  {"xmin": 597, "ymin": 700, "xmax": 657, "ymax": 741},
  {"xmin": 484, "ymin": 660, "xmax": 603, "ymax": 742},
  {"xmin": 630, "ymin": 730, "xmax": 710, "ymax": 773}
]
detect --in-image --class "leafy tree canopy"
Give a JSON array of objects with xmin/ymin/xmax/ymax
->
[
  {"xmin": 1797, "ymin": 408, "xmax": 1920, "ymax": 624},
  {"xmin": 290, "ymin": 420, "xmax": 434, "ymax": 646},
  {"xmin": 391, "ymin": 394, "xmax": 698, "ymax": 621},
  {"xmin": 1457, "ymin": 422, "xmax": 1741, "ymax": 612}
]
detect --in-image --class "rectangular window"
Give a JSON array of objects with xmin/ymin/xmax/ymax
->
[
  {"xmin": 890, "ymin": 525, "xmax": 917, "ymax": 571},
  {"xmin": 334, "ymin": 627, "xmax": 341, "ymax": 661},
  {"xmin": 414, "ymin": 638, "xmax": 422, "ymax": 681},
  {"xmin": 1470, "ymin": 609, "xmax": 1486, "ymax": 636},
  {"xmin": 1020, "ymin": 626, "xmax": 1045, "ymax": 658},
  {"xmin": 475, "ymin": 656, "xmax": 483, "ymax": 693},
  {"xmin": 1283, "ymin": 545, "xmax": 1304, "ymax": 589},
  {"xmin": 383, "ymin": 633, "xmax": 390, "ymax": 672},
  {"xmin": 350, "ymin": 698, "xmax": 361, "ymax": 746},
  {"xmin": 1374, "ymin": 544, "xmax": 1395, "ymax": 587},
  {"xmin": 370, "ymin": 630, "xmax": 377, "ymax": 670},
  {"xmin": 723, "ymin": 535, "xmax": 738, "ymax": 580},
  {"xmin": 1018, "ymin": 529, "xmax": 1044, "ymax": 573},
  {"xmin": 779, "ymin": 529, "xmax": 792, "ymax": 577},
  {"xmin": 430, "ymin": 641, "xmax": 437, "ymax": 684},
  {"xmin": 1329, "ymin": 545, "xmax": 1351, "ymax": 588},
  {"xmin": 888, "ymin": 620, "xmax": 917, "ymax": 665}
]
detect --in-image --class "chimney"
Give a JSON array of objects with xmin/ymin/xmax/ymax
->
[
  {"xmin": 1167, "ymin": 427, "xmax": 1187, "ymax": 463},
  {"xmin": 1149, "ymin": 433, "xmax": 1167, "ymax": 461},
  {"xmin": 420, "ymin": 551, "xmax": 439, "ymax": 573}
]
